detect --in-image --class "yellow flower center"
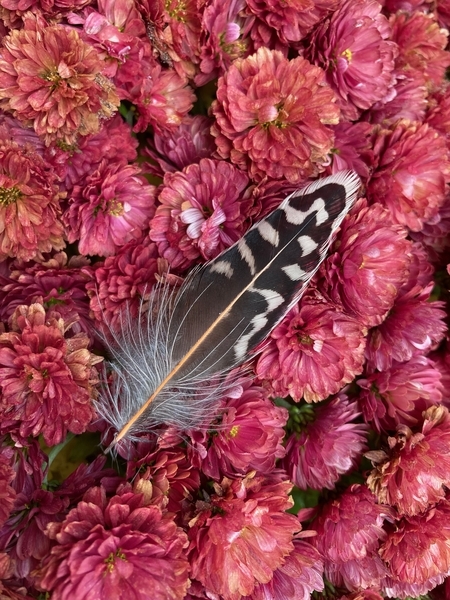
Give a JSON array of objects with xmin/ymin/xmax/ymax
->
[
  {"xmin": 341, "ymin": 48, "xmax": 352, "ymax": 62},
  {"xmin": 104, "ymin": 549, "xmax": 127, "ymax": 573},
  {"xmin": 108, "ymin": 198, "xmax": 124, "ymax": 216},
  {"xmin": 0, "ymin": 186, "xmax": 21, "ymax": 206},
  {"xmin": 228, "ymin": 425, "xmax": 239, "ymax": 438},
  {"xmin": 165, "ymin": 0, "xmax": 188, "ymax": 22}
]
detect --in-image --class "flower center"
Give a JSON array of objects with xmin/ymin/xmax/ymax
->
[
  {"xmin": 42, "ymin": 68, "xmax": 62, "ymax": 89},
  {"xmin": 228, "ymin": 425, "xmax": 239, "ymax": 438},
  {"xmin": 165, "ymin": 0, "xmax": 188, "ymax": 22},
  {"xmin": 104, "ymin": 549, "xmax": 127, "ymax": 573},
  {"xmin": 341, "ymin": 48, "xmax": 352, "ymax": 62},
  {"xmin": 108, "ymin": 198, "xmax": 124, "ymax": 216},
  {"xmin": 0, "ymin": 186, "xmax": 21, "ymax": 206}
]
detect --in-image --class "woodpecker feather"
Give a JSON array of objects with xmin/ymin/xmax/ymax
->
[{"xmin": 97, "ymin": 170, "xmax": 361, "ymax": 447}]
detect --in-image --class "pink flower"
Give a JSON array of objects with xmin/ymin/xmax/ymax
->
[
  {"xmin": 0, "ymin": 141, "xmax": 64, "ymax": 262},
  {"xmin": 150, "ymin": 158, "xmax": 253, "ymax": 270},
  {"xmin": 319, "ymin": 199, "xmax": 412, "ymax": 328},
  {"xmin": 366, "ymin": 406, "xmax": 450, "ymax": 516},
  {"xmin": 369, "ymin": 72, "xmax": 428, "ymax": 125},
  {"xmin": 327, "ymin": 121, "xmax": 374, "ymax": 180},
  {"xmin": 0, "ymin": 446, "xmax": 16, "ymax": 529},
  {"xmin": 189, "ymin": 379, "xmax": 288, "ymax": 480},
  {"xmin": 310, "ymin": 484, "xmax": 393, "ymax": 591},
  {"xmin": 188, "ymin": 473, "xmax": 299, "ymax": 600},
  {"xmin": 255, "ymin": 291, "xmax": 367, "ymax": 403},
  {"xmin": 245, "ymin": 0, "xmax": 340, "ymax": 45},
  {"xmin": 380, "ymin": 500, "xmax": 450, "ymax": 590},
  {"xmin": 142, "ymin": 115, "xmax": 216, "ymax": 178},
  {"xmin": 358, "ymin": 355, "xmax": 443, "ymax": 433},
  {"xmin": 64, "ymin": 161, "xmax": 156, "ymax": 257},
  {"xmin": 283, "ymin": 395, "xmax": 368, "ymax": 490},
  {"xmin": 0, "ymin": 252, "xmax": 94, "ymax": 339},
  {"xmin": 86, "ymin": 236, "xmax": 167, "ymax": 329},
  {"xmin": 244, "ymin": 539, "xmax": 324, "ymax": 600},
  {"xmin": 0, "ymin": 303, "xmax": 101, "ymax": 446},
  {"xmin": 37, "ymin": 482, "xmax": 190, "ymax": 600},
  {"xmin": 212, "ymin": 47, "xmax": 339, "ymax": 183},
  {"xmin": 365, "ymin": 283, "xmax": 447, "ymax": 371},
  {"xmin": 0, "ymin": 14, "xmax": 119, "ymax": 145},
  {"xmin": 308, "ymin": 0, "xmax": 397, "ymax": 120},
  {"xmin": 391, "ymin": 10, "xmax": 450, "ymax": 89},
  {"xmin": 426, "ymin": 83, "xmax": 450, "ymax": 140},
  {"xmin": 368, "ymin": 120, "xmax": 450, "ymax": 232}
]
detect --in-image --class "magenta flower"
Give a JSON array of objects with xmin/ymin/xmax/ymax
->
[
  {"xmin": 189, "ymin": 379, "xmax": 288, "ymax": 480},
  {"xmin": 365, "ymin": 283, "xmax": 447, "ymax": 371},
  {"xmin": 150, "ymin": 158, "xmax": 253, "ymax": 270},
  {"xmin": 391, "ymin": 10, "xmax": 450, "ymax": 89},
  {"xmin": 37, "ymin": 483, "xmax": 190, "ymax": 600},
  {"xmin": 0, "ymin": 303, "xmax": 102, "ymax": 446},
  {"xmin": 310, "ymin": 484, "xmax": 393, "ymax": 591},
  {"xmin": 0, "ymin": 446, "xmax": 16, "ymax": 529},
  {"xmin": 319, "ymin": 199, "xmax": 412, "ymax": 328},
  {"xmin": 0, "ymin": 14, "xmax": 119, "ymax": 145},
  {"xmin": 64, "ymin": 161, "xmax": 156, "ymax": 257},
  {"xmin": 255, "ymin": 291, "xmax": 367, "ymax": 402},
  {"xmin": 212, "ymin": 47, "xmax": 339, "ymax": 183},
  {"xmin": 0, "ymin": 141, "xmax": 64, "ymax": 262},
  {"xmin": 245, "ymin": 538, "xmax": 324, "ymax": 600},
  {"xmin": 369, "ymin": 71, "xmax": 428, "ymax": 125},
  {"xmin": 283, "ymin": 395, "xmax": 368, "ymax": 490},
  {"xmin": 380, "ymin": 500, "xmax": 450, "ymax": 593},
  {"xmin": 358, "ymin": 355, "xmax": 443, "ymax": 433},
  {"xmin": 368, "ymin": 120, "xmax": 450, "ymax": 232},
  {"xmin": 308, "ymin": 0, "xmax": 397, "ymax": 120},
  {"xmin": 142, "ymin": 115, "xmax": 216, "ymax": 178},
  {"xmin": 327, "ymin": 121, "xmax": 374, "ymax": 180},
  {"xmin": 367, "ymin": 406, "xmax": 450, "ymax": 516},
  {"xmin": 188, "ymin": 473, "xmax": 299, "ymax": 600}
]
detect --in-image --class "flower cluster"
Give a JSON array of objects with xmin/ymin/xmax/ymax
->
[{"xmin": 0, "ymin": 0, "xmax": 449, "ymax": 599}]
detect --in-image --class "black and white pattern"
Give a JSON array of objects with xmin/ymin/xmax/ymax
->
[{"xmin": 99, "ymin": 171, "xmax": 361, "ymax": 446}]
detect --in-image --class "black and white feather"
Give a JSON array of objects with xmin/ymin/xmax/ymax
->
[{"xmin": 97, "ymin": 170, "xmax": 361, "ymax": 447}]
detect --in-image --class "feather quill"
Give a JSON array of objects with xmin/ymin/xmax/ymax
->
[{"xmin": 97, "ymin": 170, "xmax": 361, "ymax": 447}]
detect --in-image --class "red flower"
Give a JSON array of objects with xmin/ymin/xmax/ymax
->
[
  {"xmin": 368, "ymin": 120, "xmax": 450, "ymax": 232},
  {"xmin": 188, "ymin": 473, "xmax": 299, "ymax": 600},
  {"xmin": 64, "ymin": 161, "xmax": 156, "ymax": 257},
  {"xmin": 150, "ymin": 158, "xmax": 253, "ymax": 270},
  {"xmin": 366, "ymin": 406, "xmax": 450, "ymax": 516},
  {"xmin": 0, "ymin": 141, "xmax": 64, "ymax": 262},
  {"xmin": 391, "ymin": 10, "xmax": 450, "ymax": 89},
  {"xmin": 308, "ymin": 0, "xmax": 397, "ymax": 120},
  {"xmin": 0, "ymin": 303, "xmax": 101, "ymax": 446},
  {"xmin": 256, "ymin": 291, "xmax": 367, "ymax": 402},
  {"xmin": 310, "ymin": 484, "xmax": 393, "ymax": 591},
  {"xmin": 319, "ymin": 199, "xmax": 412, "ymax": 328},
  {"xmin": 283, "ymin": 395, "xmax": 368, "ymax": 490},
  {"xmin": 212, "ymin": 47, "xmax": 339, "ymax": 183},
  {"xmin": 0, "ymin": 14, "xmax": 119, "ymax": 145},
  {"xmin": 37, "ymin": 482, "xmax": 190, "ymax": 600}
]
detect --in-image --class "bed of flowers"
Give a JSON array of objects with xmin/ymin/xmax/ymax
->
[{"xmin": 1, "ymin": 0, "xmax": 450, "ymax": 598}]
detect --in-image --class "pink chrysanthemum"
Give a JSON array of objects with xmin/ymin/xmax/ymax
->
[
  {"xmin": 369, "ymin": 71, "xmax": 428, "ymax": 125},
  {"xmin": 37, "ymin": 482, "xmax": 190, "ymax": 600},
  {"xmin": 142, "ymin": 115, "xmax": 216, "ymax": 178},
  {"xmin": 255, "ymin": 291, "xmax": 367, "ymax": 402},
  {"xmin": 358, "ymin": 355, "xmax": 443, "ymax": 433},
  {"xmin": 308, "ymin": 0, "xmax": 397, "ymax": 121},
  {"xmin": 0, "ymin": 252, "xmax": 93, "ymax": 338},
  {"xmin": 426, "ymin": 83, "xmax": 450, "ymax": 140},
  {"xmin": 196, "ymin": 0, "xmax": 252, "ymax": 86},
  {"xmin": 368, "ymin": 120, "xmax": 450, "ymax": 232},
  {"xmin": 310, "ymin": 484, "xmax": 393, "ymax": 591},
  {"xmin": 380, "ymin": 500, "xmax": 450, "ymax": 590},
  {"xmin": 212, "ymin": 47, "xmax": 339, "ymax": 183},
  {"xmin": 0, "ymin": 446, "xmax": 16, "ymax": 529},
  {"xmin": 410, "ymin": 193, "xmax": 450, "ymax": 262},
  {"xmin": 327, "ymin": 121, "xmax": 374, "ymax": 180},
  {"xmin": 245, "ymin": 0, "xmax": 340, "ymax": 45},
  {"xmin": 0, "ymin": 303, "xmax": 101, "ymax": 446},
  {"xmin": 0, "ymin": 14, "xmax": 119, "ymax": 145},
  {"xmin": 245, "ymin": 538, "xmax": 324, "ymax": 600},
  {"xmin": 0, "ymin": 141, "xmax": 65, "ymax": 262},
  {"xmin": 86, "ymin": 236, "xmax": 165, "ymax": 328},
  {"xmin": 64, "ymin": 161, "xmax": 156, "ymax": 257},
  {"xmin": 0, "ymin": 112, "xmax": 44, "ymax": 154},
  {"xmin": 365, "ymin": 283, "xmax": 447, "ymax": 371},
  {"xmin": 189, "ymin": 379, "xmax": 288, "ymax": 480},
  {"xmin": 188, "ymin": 473, "xmax": 299, "ymax": 600},
  {"xmin": 366, "ymin": 406, "xmax": 450, "ymax": 516},
  {"xmin": 150, "ymin": 158, "xmax": 253, "ymax": 270},
  {"xmin": 319, "ymin": 199, "xmax": 412, "ymax": 328},
  {"xmin": 283, "ymin": 395, "xmax": 368, "ymax": 490},
  {"xmin": 391, "ymin": 10, "xmax": 450, "ymax": 89}
]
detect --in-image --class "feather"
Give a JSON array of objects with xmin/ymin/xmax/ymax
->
[{"xmin": 97, "ymin": 170, "xmax": 361, "ymax": 448}]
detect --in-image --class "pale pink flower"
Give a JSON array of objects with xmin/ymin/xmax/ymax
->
[{"xmin": 212, "ymin": 47, "xmax": 339, "ymax": 183}]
